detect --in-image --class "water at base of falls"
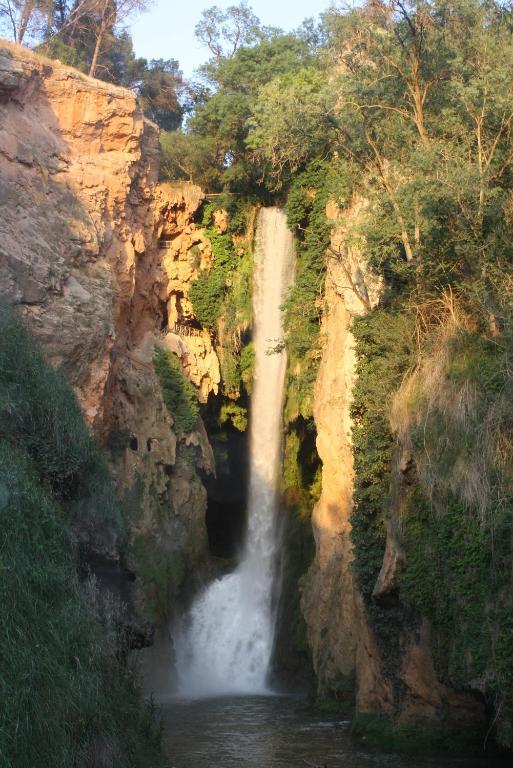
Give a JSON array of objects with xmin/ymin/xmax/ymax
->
[
  {"xmin": 160, "ymin": 696, "xmax": 502, "ymax": 768},
  {"xmin": 174, "ymin": 208, "xmax": 296, "ymax": 697}
]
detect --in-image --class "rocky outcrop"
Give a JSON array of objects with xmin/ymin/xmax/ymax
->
[
  {"xmin": 302, "ymin": 197, "xmax": 376, "ymax": 697},
  {"xmin": 304, "ymin": 195, "xmax": 485, "ymax": 732},
  {"xmin": 300, "ymin": 255, "xmax": 357, "ymax": 696},
  {"xmin": 0, "ymin": 42, "xmax": 219, "ymax": 625}
]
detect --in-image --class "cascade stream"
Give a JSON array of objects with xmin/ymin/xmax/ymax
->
[{"xmin": 175, "ymin": 207, "xmax": 295, "ymax": 696}]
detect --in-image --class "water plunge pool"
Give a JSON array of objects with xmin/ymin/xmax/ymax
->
[{"xmin": 159, "ymin": 694, "xmax": 503, "ymax": 768}]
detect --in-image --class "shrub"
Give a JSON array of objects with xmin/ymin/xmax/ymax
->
[
  {"xmin": 131, "ymin": 534, "xmax": 186, "ymax": 625},
  {"xmin": 0, "ymin": 445, "xmax": 165, "ymax": 768},
  {"xmin": 219, "ymin": 403, "xmax": 248, "ymax": 432},
  {"xmin": 153, "ymin": 348, "xmax": 199, "ymax": 435},
  {"xmin": 0, "ymin": 305, "xmax": 123, "ymax": 537}
]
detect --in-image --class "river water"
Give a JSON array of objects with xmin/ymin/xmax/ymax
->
[{"xmin": 159, "ymin": 695, "xmax": 503, "ymax": 768}]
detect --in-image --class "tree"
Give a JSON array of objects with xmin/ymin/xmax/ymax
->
[
  {"xmin": 35, "ymin": 0, "xmax": 151, "ymax": 77},
  {"xmin": 177, "ymin": 30, "xmax": 313, "ymax": 191},
  {"xmin": 195, "ymin": 1, "xmax": 265, "ymax": 62},
  {"xmin": 138, "ymin": 58, "xmax": 183, "ymax": 130},
  {"xmin": 74, "ymin": 0, "xmax": 150, "ymax": 78},
  {"xmin": 160, "ymin": 130, "xmax": 221, "ymax": 187},
  {"xmin": 247, "ymin": 67, "xmax": 335, "ymax": 180},
  {"xmin": 0, "ymin": 0, "xmax": 53, "ymax": 43}
]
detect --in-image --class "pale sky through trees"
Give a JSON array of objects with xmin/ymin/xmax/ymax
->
[{"xmin": 131, "ymin": 0, "xmax": 326, "ymax": 76}]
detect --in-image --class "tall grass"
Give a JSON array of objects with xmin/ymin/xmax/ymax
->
[{"xmin": 0, "ymin": 305, "xmax": 167, "ymax": 767}]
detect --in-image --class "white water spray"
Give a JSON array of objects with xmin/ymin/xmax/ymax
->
[{"xmin": 175, "ymin": 208, "xmax": 295, "ymax": 696}]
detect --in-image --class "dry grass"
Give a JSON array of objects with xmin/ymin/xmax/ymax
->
[
  {"xmin": 0, "ymin": 38, "xmax": 135, "ymax": 96},
  {"xmin": 391, "ymin": 305, "xmax": 513, "ymax": 522}
]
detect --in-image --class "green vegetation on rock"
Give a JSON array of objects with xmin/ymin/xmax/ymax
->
[
  {"xmin": 153, "ymin": 347, "xmax": 200, "ymax": 435},
  {"xmin": 189, "ymin": 201, "xmax": 254, "ymax": 400},
  {"xmin": 0, "ymin": 305, "xmax": 165, "ymax": 767},
  {"xmin": 131, "ymin": 533, "xmax": 186, "ymax": 626},
  {"xmin": 349, "ymin": 310, "xmax": 415, "ymax": 677}
]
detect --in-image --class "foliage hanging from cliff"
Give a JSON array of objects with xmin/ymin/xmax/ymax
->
[
  {"xmin": 349, "ymin": 309, "xmax": 416, "ymax": 674},
  {"xmin": 0, "ymin": 305, "xmax": 165, "ymax": 767},
  {"xmin": 189, "ymin": 201, "xmax": 253, "ymax": 398},
  {"xmin": 189, "ymin": 214, "xmax": 238, "ymax": 331},
  {"xmin": 153, "ymin": 347, "xmax": 200, "ymax": 435},
  {"xmin": 283, "ymin": 159, "xmax": 351, "ymax": 420}
]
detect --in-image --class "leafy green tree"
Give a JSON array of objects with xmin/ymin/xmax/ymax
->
[
  {"xmin": 195, "ymin": 1, "xmax": 265, "ymax": 62},
  {"xmin": 162, "ymin": 19, "xmax": 314, "ymax": 190},
  {"xmin": 137, "ymin": 58, "xmax": 183, "ymax": 130},
  {"xmin": 247, "ymin": 67, "xmax": 334, "ymax": 181}
]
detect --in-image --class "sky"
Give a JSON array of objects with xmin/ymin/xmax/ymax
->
[{"xmin": 131, "ymin": 0, "xmax": 330, "ymax": 78}]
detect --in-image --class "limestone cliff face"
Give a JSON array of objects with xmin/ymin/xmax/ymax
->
[
  {"xmin": 305, "ymin": 196, "xmax": 484, "ymax": 730},
  {"xmin": 302, "ymin": 197, "xmax": 376, "ymax": 697},
  {"xmin": 0, "ymin": 42, "xmax": 219, "ymax": 622},
  {"xmin": 301, "ymin": 257, "xmax": 357, "ymax": 695}
]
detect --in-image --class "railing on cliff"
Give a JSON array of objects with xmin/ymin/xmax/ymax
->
[{"xmin": 172, "ymin": 322, "xmax": 203, "ymax": 338}]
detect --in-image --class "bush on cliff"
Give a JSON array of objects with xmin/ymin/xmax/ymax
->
[
  {"xmin": 153, "ymin": 347, "xmax": 200, "ymax": 435},
  {"xmin": 0, "ymin": 304, "xmax": 123, "ymax": 540}
]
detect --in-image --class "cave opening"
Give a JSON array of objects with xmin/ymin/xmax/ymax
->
[
  {"xmin": 159, "ymin": 299, "xmax": 169, "ymax": 331},
  {"xmin": 204, "ymin": 428, "xmax": 248, "ymax": 559},
  {"xmin": 296, "ymin": 416, "xmax": 321, "ymax": 489},
  {"xmin": 201, "ymin": 396, "xmax": 249, "ymax": 560}
]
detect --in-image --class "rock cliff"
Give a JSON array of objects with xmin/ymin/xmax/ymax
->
[
  {"xmin": 302, "ymin": 197, "xmax": 377, "ymax": 698},
  {"xmin": 303, "ymin": 196, "xmax": 485, "ymax": 734},
  {"xmin": 0, "ymin": 40, "xmax": 487, "ymax": 739},
  {"xmin": 0, "ymin": 41, "xmax": 219, "ymax": 625}
]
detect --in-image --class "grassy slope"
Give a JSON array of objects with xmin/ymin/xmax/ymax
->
[{"xmin": 0, "ymin": 305, "xmax": 166, "ymax": 767}]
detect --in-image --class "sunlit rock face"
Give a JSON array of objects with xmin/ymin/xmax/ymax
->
[
  {"xmin": 0, "ymin": 41, "xmax": 218, "ymax": 621},
  {"xmin": 303, "ymin": 196, "xmax": 484, "ymax": 732},
  {"xmin": 301, "ymin": 197, "xmax": 374, "ymax": 698}
]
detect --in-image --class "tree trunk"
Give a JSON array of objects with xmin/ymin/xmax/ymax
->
[
  {"xmin": 17, "ymin": 0, "xmax": 36, "ymax": 43},
  {"xmin": 89, "ymin": 25, "xmax": 105, "ymax": 78},
  {"xmin": 56, "ymin": 0, "xmax": 66, "ymax": 28}
]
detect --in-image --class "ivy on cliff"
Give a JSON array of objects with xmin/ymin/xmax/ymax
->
[
  {"xmin": 398, "ymin": 325, "xmax": 513, "ymax": 746},
  {"xmin": 283, "ymin": 161, "xmax": 330, "ymax": 420},
  {"xmin": 349, "ymin": 308, "xmax": 415, "ymax": 675}
]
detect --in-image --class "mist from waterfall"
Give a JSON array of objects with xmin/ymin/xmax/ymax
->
[{"xmin": 174, "ymin": 207, "xmax": 295, "ymax": 696}]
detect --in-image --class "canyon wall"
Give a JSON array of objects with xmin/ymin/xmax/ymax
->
[
  {"xmin": 0, "ymin": 41, "xmax": 488, "ymax": 738},
  {"xmin": 0, "ymin": 42, "xmax": 219, "ymax": 627},
  {"xmin": 302, "ymin": 197, "xmax": 485, "ymax": 735}
]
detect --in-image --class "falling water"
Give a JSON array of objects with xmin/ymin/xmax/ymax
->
[{"xmin": 175, "ymin": 208, "xmax": 296, "ymax": 696}]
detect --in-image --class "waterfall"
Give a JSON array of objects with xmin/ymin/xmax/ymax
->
[{"xmin": 175, "ymin": 208, "xmax": 295, "ymax": 696}]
